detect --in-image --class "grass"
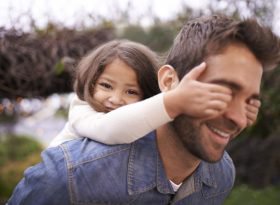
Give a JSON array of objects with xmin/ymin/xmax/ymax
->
[
  {"xmin": 224, "ymin": 184, "xmax": 280, "ymax": 205},
  {"xmin": 0, "ymin": 134, "xmax": 42, "ymax": 204}
]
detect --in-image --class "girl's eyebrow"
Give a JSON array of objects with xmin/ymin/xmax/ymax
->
[
  {"xmin": 210, "ymin": 79, "xmax": 260, "ymax": 100},
  {"xmin": 122, "ymin": 83, "xmax": 141, "ymax": 89},
  {"xmin": 98, "ymin": 76, "xmax": 114, "ymax": 82},
  {"xmin": 99, "ymin": 76, "xmax": 139, "ymax": 88}
]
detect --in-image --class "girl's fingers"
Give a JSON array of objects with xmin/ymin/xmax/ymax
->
[
  {"xmin": 248, "ymin": 98, "xmax": 261, "ymax": 108},
  {"xmin": 246, "ymin": 104, "xmax": 258, "ymax": 114},
  {"xmin": 247, "ymin": 118, "xmax": 254, "ymax": 126},
  {"xmin": 246, "ymin": 99, "xmax": 261, "ymax": 126},
  {"xmin": 209, "ymin": 92, "xmax": 232, "ymax": 103},
  {"xmin": 205, "ymin": 83, "xmax": 232, "ymax": 95},
  {"xmin": 199, "ymin": 100, "xmax": 228, "ymax": 119},
  {"xmin": 204, "ymin": 109, "xmax": 220, "ymax": 118},
  {"xmin": 246, "ymin": 111, "xmax": 256, "ymax": 120}
]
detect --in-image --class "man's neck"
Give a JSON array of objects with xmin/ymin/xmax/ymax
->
[{"xmin": 156, "ymin": 124, "xmax": 201, "ymax": 184}]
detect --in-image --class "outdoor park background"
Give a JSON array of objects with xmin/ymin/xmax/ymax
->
[{"xmin": 0, "ymin": 0, "xmax": 280, "ymax": 204}]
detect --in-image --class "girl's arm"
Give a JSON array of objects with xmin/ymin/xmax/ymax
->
[{"xmin": 69, "ymin": 94, "xmax": 172, "ymax": 144}]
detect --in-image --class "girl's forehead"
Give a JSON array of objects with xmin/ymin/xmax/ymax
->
[{"xmin": 101, "ymin": 59, "xmax": 138, "ymax": 82}]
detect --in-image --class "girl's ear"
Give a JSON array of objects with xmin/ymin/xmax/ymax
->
[{"xmin": 158, "ymin": 65, "xmax": 179, "ymax": 92}]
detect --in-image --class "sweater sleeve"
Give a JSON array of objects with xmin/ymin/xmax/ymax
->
[{"xmin": 69, "ymin": 93, "xmax": 173, "ymax": 144}]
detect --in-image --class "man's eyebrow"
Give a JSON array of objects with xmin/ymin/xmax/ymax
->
[
  {"xmin": 210, "ymin": 79, "xmax": 261, "ymax": 100},
  {"xmin": 210, "ymin": 79, "xmax": 241, "ymax": 91}
]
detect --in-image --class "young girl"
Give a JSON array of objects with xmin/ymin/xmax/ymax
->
[{"xmin": 49, "ymin": 40, "xmax": 260, "ymax": 147}]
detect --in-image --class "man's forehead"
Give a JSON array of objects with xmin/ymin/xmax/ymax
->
[{"xmin": 199, "ymin": 44, "xmax": 263, "ymax": 98}]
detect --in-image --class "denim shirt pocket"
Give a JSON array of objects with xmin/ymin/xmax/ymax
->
[{"xmin": 63, "ymin": 142, "xmax": 140, "ymax": 205}]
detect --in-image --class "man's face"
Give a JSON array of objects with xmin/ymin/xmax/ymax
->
[{"xmin": 173, "ymin": 43, "xmax": 263, "ymax": 163}]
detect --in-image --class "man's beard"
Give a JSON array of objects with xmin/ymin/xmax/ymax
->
[{"xmin": 172, "ymin": 115, "xmax": 226, "ymax": 163}]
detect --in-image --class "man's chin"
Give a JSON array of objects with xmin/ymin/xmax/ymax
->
[
  {"xmin": 203, "ymin": 152, "xmax": 225, "ymax": 163},
  {"xmin": 188, "ymin": 144, "xmax": 226, "ymax": 163}
]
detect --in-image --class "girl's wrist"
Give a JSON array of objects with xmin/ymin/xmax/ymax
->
[{"xmin": 163, "ymin": 91, "xmax": 181, "ymax": 119}]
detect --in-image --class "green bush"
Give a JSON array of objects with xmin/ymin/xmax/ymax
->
[
  {"xmin": 0, "ymin": 135, "xmax": 42, "ymax": 202},
  {"xmin": 121, "ymin": 25, "xmax": 148, "ymax": 45},
  {"xmin": 225, "ymin": 185, "xmax": 280, "ymax": 205},
  {"xmin": 119, "ymin": 22, "xmax": 176, "ymax": 53}
]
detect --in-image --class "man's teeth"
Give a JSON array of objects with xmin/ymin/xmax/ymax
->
[{"xmin": 208, "ymin": 125, "xmax": 231, "ymax": 138}]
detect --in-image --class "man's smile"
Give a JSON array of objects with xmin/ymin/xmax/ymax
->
[{"xmin": 204, "ymin": 121, "xmax": 239, "ymax": 147}]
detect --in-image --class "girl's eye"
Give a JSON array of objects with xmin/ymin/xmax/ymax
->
[
  {"xmin": 126, "ymin": 89, "xmax": 140, "ymax": 96},
  {"xmin": 99, "ymin": 82, "xmax": 112, "ymax": 90}
]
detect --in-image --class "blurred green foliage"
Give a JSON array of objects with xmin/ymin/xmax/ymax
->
[
  {"xmin": 224, "ymin": 185, "xmax": 280, "ymax": 205},
  {"xmin": 0, "ymin": 135, "xmax": 42, "ymax": 201},
  {"xmin": 54, "ymin": 60, "xmax": 65, "ymax": 76},
  {"xmin": 55, "ymin": 107, "xmax": 69, "ymax": 119},
  {"xmin": 121, "ymin": 25, "xmax": 147, "ymax": 45},
  {"xmin": 120, "ymin": 22, "xmax": 177, "ymax": 53}
]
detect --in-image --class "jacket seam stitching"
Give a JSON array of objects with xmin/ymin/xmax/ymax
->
[
  {"xmin": 73, "ymin": 146, "xmax": 131, "ymax": 167},
  {"xmin": 60, "ymin": 144, "xmax": 75, "ymax": 205}
]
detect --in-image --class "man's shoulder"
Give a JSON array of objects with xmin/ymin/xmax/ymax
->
[
  {"xmin": 45, "ymin": 133, "xmax": 158, "ymax": 203},
  {"xmin": 59, "ymin": 138, "xmax": 132, "ymax": 167}
]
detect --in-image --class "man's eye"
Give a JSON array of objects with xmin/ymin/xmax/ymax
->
[
  {"xmin": 99, "ymin": 82, "xmax": 112, "ymax": 89},
  {"xmin": 126, "ymin": 89, "xmax": 139, "ymax": 96}
]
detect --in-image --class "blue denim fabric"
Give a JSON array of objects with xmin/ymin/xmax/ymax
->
[{"xmin": 8, "ymin": 132, "xmax": 235, "ymax": 205}]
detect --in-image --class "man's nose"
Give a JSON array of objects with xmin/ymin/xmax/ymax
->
[{"xmin": 224, "ymin": 100, "xmax": 247, "ymax": 130}]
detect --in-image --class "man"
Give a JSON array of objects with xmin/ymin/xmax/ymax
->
[{"xmin": 8, "ymin": 15, "xmax": 280, "ymax": 205}]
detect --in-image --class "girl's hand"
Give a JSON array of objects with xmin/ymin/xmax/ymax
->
[
  {"xmin": 164, "ymin": 62, "xmax": 232, "ymax": 119},
  {"xmin": 246, "ymin": 99, "xmax": 261, "ymax": 126}
]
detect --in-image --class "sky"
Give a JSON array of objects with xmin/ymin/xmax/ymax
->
[
  {"xmin": 0, "ymin": 0, "xmax": 279, "ymax": 34},
  {"xmin": 0, "ymin": 0, "xmax": 209, "ymax": 30}
]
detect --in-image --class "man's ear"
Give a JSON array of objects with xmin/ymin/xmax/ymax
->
[{"xmin": 158, "ymin": 65, "xmax": 179, "ymax": 92}]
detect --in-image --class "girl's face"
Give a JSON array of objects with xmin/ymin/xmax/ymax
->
[{"xmin": 93, "ymin": 58, "xmax": 143, "ymax": 111}]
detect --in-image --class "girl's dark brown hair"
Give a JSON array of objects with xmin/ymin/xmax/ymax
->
[
  {"xmin": 166, "ymin": 15, "xmax": 280, "ymax": 80},
  {"xmin": 74, "ymin": 40, "xmax": 160, "ymax": 110}
]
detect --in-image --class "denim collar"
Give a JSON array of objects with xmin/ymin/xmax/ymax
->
[
  {"xmin": 127, "ymin": 131, "xmax": 217, "ymax": 197},
  {"xmin": 196, "ymin": 160, "xmax": 218, "ymax": 188},
  {"xmin": 127, "ymin": 131, "xmax": 174, "ymax": 195}
]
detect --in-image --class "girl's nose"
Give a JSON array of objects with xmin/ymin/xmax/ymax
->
[{"xmin": 108, "ymin": 91, "xmax": 125, "ymax": 106}]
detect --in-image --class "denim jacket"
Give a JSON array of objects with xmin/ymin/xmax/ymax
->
[{"xmin": 8, "ymin": 132, "xmax": 235, "ymax": 205}]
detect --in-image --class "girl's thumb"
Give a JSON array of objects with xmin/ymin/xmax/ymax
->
[{"xmin": 185, "ymin": 62, "xmax": 206, "ymax": 80}]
